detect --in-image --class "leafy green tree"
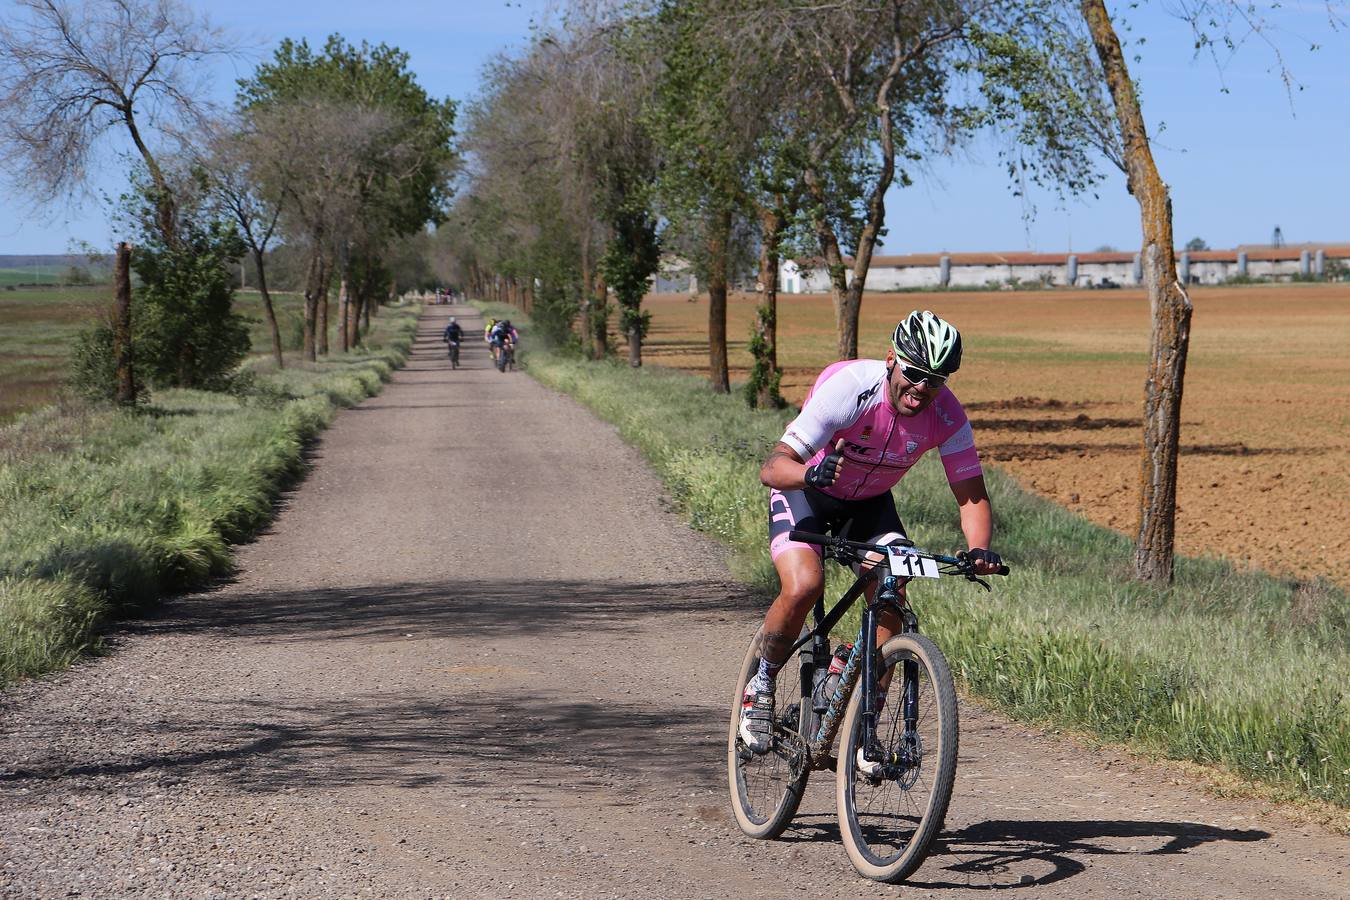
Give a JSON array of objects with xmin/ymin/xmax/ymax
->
[
  {"xmin": 599, "ymin": 207, "xmax": 660, "ymax": 366},
  {"xmin": 645, "ymin": 0, "xmax": 758, "ymax": 392},
  {"xmin": 449, "ymin": 8, "xmax": 659, "ymax": 359},
  {"xmin": 238, "ymin": 35, "xmax": 457, "ymax": 359},
  {"xmin": 120, "ymin": 172, "xmax": 250, "ymax": 389}
]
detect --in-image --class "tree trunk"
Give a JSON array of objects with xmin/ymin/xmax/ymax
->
[
  {"xmin": 318, "ymin": 269, "xmax": 330, "ymax": 356},
  {"xmin": 252, "ymin": 246, "xmax": 283, "ymax": 369},
  {"xmin": 752, "ymin": 206, "xmax": 786, "ymax": 408},
  {"xmin": 804, "ymin": 145, "xmax": 893, "ymax": 360},
  {"xmin": 303, "ymin": 250, "xmax": 321, "ymax": 362},
  {"xmin": 592, "ymin": 274, "xmax": 609, "ymax": 359},
  {"xmin": 112, "ymin": 242, "xmax": 135, "ymax": 405},
  {"xmin": 706, "ymin": 206, "xmax": 732, "ymax": 393},
  {"xmin": 1083, "ymin": 0, "xmax": 1194, "ymax": 585},
  {"xmin": 351, "ymin": 288, "xmax": 362, "ymax": 348},
  {"xmin": 362, "ymin": 286, "xmax": 372, "ymax": 332},
  {"xmin": 338, "ymin": 276, "xmax": 350, "ymax": 353},
  {"xmin": 579, "ymin": 242, "xmax": 594, "ymax": 357},
  {"xmin": 627, "ymin": 325, "xmax": 642, "ymax": 367},
  {"xmin": 122, "ymin": 111, "xmax": 177, "ymax": 249}
]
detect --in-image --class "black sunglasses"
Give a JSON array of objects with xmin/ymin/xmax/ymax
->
[{"xmin": 893, "ymin": 361, "xmax": 947, "ymax": 387}]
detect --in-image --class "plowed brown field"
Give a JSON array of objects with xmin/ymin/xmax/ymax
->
[{"xmin": 640, "ymin": 284, "xmax": 1350, "ymax": 586}]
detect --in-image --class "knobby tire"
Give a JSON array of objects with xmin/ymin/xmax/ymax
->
[
  {"xmin": 727, "ymin": 627, "xmax": 811, "ymax": 839},
  {"xmin": 836, "ymin": 633, "xmax": 958, "ymax": 882}
]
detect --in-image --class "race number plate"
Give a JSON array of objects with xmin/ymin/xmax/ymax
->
[{"xmin": 886, "ymin": 545, "xmax": 940, "ymax": 579}]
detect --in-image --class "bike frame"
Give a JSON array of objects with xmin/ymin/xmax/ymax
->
[{"xmin": 787, "ymin": 560, "xmax": 918, "ymax": 771}]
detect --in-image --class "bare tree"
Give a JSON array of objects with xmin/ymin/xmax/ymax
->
[
  {"xmin": 200, "ymin": 121, "xmax": 284, "ymax": 367},
  {"xmin": 0, "ymin": 0, "xmax": 231, "ymax": 244},
  {"xmin": 246, "ymin": 99, "xmax": 376, "ymax": 361}
]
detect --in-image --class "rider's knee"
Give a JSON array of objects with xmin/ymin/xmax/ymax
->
[{"xmin": 778, "ymin": 576, "xmax": 824, "ymax": 609}]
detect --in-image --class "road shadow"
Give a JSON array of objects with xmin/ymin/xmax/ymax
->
[
  {"xmin": 1, "ymin": 571, "xmax": 756, "ymax": 804},
  {"xmin": 916, "ymin": 817, "xmax": 1270, "ymax": 890},
  {"xmin": 775, "ymin": 814, "xmax": 1269, "ymax": 890},
  {"xmin": 116, "ymin": 576, "xmax": 762, "ymax": 643},
  {"xmin": 0, "ymin": 691, "xmax": 728, "ymax": 801}
]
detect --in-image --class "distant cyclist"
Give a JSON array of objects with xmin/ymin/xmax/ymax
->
[
  {"xmin": 740, "ymin": 310, "xmax": 1002, "ymax": 757},
  {"xmin": 484, "ymin": 318, "xmax": 499, "ymax": 364},
  {"xmin": 442, "ymin": 317, "xmax": 463, "ymax": 368},
  {"xmin": 490, "ymin": 319, "xmax": 519, "ymax": 371}
]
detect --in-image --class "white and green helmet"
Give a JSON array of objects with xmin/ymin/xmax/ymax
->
[{"xmin": 890, "ymin": 309, "xmax": 963, "ymax": 376}]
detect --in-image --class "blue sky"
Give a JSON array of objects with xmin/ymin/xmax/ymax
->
[{"xmin": 2, "ymin": 0, "xmax": 1346, "ymax": 255}]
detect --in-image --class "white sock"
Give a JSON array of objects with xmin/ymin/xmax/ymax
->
[{"xmin": 749, "ymin": 658, "xmax": 781, "ymax": 695}]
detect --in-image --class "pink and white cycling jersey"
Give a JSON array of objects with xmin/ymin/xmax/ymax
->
[{"xmin": 780, "ymin": 359, "xmax": 983, "ymax": 501}]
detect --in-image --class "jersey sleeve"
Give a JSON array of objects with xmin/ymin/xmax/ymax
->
[
  {"xmin": 779, "ymin": 366, "xmax": 869, "ymax": 460},
  {"xmin": 934, "ymin": 394, "xmax": 983, "ymax": 483}
]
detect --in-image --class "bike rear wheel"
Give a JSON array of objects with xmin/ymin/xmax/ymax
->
[
  {"xmin": 836, "ymin": 632, "xmax": 957, "ymax": 882},
  {"xmin": 727, "ymin": 627, "xmax": 812, "ymax": 839}
]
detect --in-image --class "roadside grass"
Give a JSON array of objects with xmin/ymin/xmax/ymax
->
[
  {"xmin": 0, "ymin": 303, "xmax": 420, "ymax": 685},
  {"xmin": 481, "ymin": 303, "xmax": 1350, "ymax": 811}
]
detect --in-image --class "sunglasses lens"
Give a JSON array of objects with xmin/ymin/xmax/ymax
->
[{"xmin": 901, "ymin": 364, "xmax": 944, "ymax": 386}]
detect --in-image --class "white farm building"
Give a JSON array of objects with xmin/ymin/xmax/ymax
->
[{"xmin": 779, "ymin": 244, "xmax": 1350, "ymax": 293}]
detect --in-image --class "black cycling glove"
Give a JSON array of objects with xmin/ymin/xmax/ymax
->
[
  {"xmin": 804, "ymin": 448, "xmax": 844, "ymax": 488},
  {"xmin": 965, "ymin": 548, "xmax": 1002, "ymax": 568}
]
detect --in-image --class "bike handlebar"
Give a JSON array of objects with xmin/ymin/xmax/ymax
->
[{"xmin": 787, "ymin": 529, "xmax": 1010, "ymax": 577}]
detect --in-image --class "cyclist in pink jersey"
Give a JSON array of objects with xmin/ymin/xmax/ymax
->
[{"xmin": 740, "ymin": 310, "xmax": 1003, "ymax": 754}]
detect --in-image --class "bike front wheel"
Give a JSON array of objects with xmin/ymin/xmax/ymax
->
[
  {"xmin": 836, "ymin": 632, "xmax": 958, "ymax": 882},
  {"xmin": 726, "ymin": 627, "xmax": 811, "ymax": 839}
]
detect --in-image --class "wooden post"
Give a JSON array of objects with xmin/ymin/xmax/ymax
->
[{"xmin": 112, "ymin": 242, "xmax": 135, "ymax": 405}]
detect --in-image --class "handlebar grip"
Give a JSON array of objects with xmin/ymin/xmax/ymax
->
[
  {"xmin": 995, "ymin": 564, "xmax": 1011, "ymax": 576},
  {"xmin": 787, "ymin": 530, "xmax": 831, "ymax": 546}
]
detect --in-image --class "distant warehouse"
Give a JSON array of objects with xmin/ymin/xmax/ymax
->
[{"xmin": 779, "ymin": 244, "xmax": 1350, "ymax": 293}]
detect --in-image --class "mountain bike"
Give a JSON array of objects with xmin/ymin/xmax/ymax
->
[
  {"xmin": 446, "ymin": 339, "xmax": 460, "ymax": 369},
  {"xmin": 726, "ymin": 530, "xmax": 1009, "ymax": 882},
  {"xmin": 496, "ymin": 340, "xmax": 515, "ymax": 373}
]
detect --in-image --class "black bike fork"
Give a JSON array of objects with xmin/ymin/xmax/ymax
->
[
  {"xmin": 859, "ymin": 598, "xmax": 881, "ymax": 762},
  {"xmin": 863, "ymin": 575, "xmax": 918, "ymax": 768}
]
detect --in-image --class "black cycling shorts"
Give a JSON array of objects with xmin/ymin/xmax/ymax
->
[{"xmin": 768, "ymin": 486, "xmax": 906, "ymax": 561}]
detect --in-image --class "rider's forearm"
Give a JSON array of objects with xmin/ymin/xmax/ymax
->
[
  {"xmin": 957, "ymin": 497, "xmax": 993, "ymax": 551},
  {"xmin": 760, "ymin": 447, "xmax": 809, "ymax": 490}
]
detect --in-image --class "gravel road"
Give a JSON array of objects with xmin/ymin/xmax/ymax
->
[{"xmin": 2, "ymin": 305, "xmax": 1345, "ymax": 898}]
